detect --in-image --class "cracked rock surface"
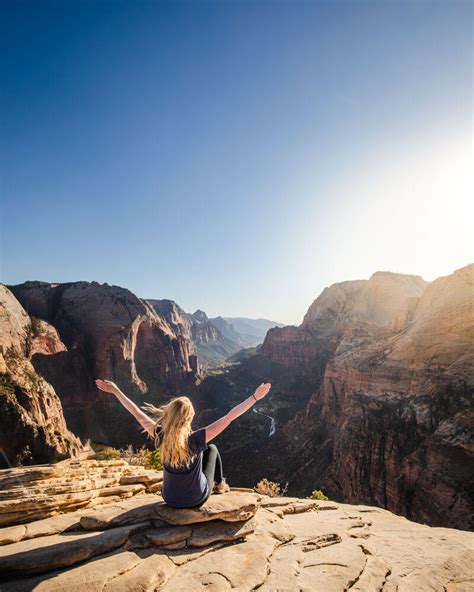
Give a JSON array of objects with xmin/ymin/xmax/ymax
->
[{"xmin": 0, "ymin": 483, "xmax": 472, "ymax": 591}]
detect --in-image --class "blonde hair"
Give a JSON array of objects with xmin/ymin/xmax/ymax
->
[{"xmin": 141, "ymin": 396, "xmax": 196, "ymax": 468}]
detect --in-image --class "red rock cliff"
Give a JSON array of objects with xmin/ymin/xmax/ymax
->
[
  {"xmin": 0, "ymin": 285, "xmax": 83, "ymax": 466},
  {"xmin": 261, "ymin": 266, "xmax": 473, "ymax": 529},
  {"xmin": 8, "ymin": 281, "xmax": 198, "ymax": 449}
]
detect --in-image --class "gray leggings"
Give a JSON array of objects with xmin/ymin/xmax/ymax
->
[{"xmin": 202, "ymin": 444, "xmax": 224, "ymax": 492}]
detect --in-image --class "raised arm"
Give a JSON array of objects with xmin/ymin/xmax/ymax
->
[
  {"xmin": 205, "ymin": 382, "xmax": 271, "ymax": 443},
  {"xmin": 95, "ymin": 379, "xmax": 156, "ymax": 438}
]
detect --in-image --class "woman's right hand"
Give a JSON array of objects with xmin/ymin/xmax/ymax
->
[
  {"xmin": 95, "ymin": 379, "xmax": 119, "ymax": 395},
  {"xmin": 253, "ymin": 382, "xmax": 272, "ymax": 401}
]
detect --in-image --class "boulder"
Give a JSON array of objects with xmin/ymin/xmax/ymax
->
[
  {"xmin": 0, "ymin": 522, "xmax": 150, "ymax": 577},
  {"xmin": 154, "ymin": 492, "xmax": 262, "ymax": 525},
  {"xmin": 79, "ymin": 494, "xmax": 162, "ymax": 530},
  {"xmin": 0, "ymin": 459, "xmax": 162, "ymax": 526}
]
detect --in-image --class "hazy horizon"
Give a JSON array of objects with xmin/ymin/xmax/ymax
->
[{"xmin": 1, "ymin": 1, "xmax": 472, "ymax": 324}]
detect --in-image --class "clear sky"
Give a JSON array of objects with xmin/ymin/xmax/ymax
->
[{"xmin": 1, "ymin": 1, "xmax": 472, "ymax": 325}]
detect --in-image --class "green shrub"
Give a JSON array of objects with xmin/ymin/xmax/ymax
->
[
  {"xmin": 120, "ymin": 445, "xmax": 163, "ymax": 471},
  {"xmin": 91, "ymin": 443, "xmax": 121, "ymax": 460},
  {"xmin": 147, "ymin": 448, "xmax": 164, "ymax": 471},
  {"xmin": 307, "ymin": 489, "xmax": 329, "ymax": 501}
]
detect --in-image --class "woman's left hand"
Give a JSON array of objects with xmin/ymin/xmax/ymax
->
[
  {"xmin": 95, "ymin": 379, "xmax": 119, "ymax": 395},
  {"xmin": 253, "ymin": 382, "xmax": 272, "ymax": 401}
]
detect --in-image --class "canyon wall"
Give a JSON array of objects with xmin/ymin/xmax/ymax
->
[
  {"xmin": 7, "ymin": 282, "xmax": 198, "ymax": 449},
  {"xmin": 198, "ymin": 265, "xmax": 473, "ymax": 529},
  {"xmin": 0, "ymin": 285, "xmax": 83, "ymax": 467},
  {"xmin": 269, "ymin": 265, "xmax": 473, "ymax": 529}
]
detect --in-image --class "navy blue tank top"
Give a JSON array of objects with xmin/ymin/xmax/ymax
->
[{"xmin": 158, "ymin": 427, "xmax": 210, "ymax": 508}]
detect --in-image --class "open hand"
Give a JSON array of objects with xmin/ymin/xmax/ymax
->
[
  {"xmin": 253, "ymin": 382, "xmax": 272, "ymax": 401},
  {"xmin": 95, "ymin": 379, "xmax": 119, "ymax": 395}
]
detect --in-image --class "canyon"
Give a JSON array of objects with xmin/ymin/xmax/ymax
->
[
  {"xmin": 197, "ymin": 265, "xmax": 474, "ymax": 530},
  {"xmin": 1, "ymin": 264, "xmax": 472, "ymax": 530}
]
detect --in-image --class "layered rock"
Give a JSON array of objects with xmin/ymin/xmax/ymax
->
[
  {"xmin": 0, "ymin": 285, "xmax": 82, "ymax": 467},
  {"xmin": 283, "ymin": 264, "xmax": 474, "ymax": 529},
  {"xmin": 8, "ymin": 281, "xmax": 198, "ymax": 448},
  {"xmin": 198, "ymin": 265, "xmax": 473, "ymax": 529},
  {"xmin": 0, "ymin": 460, "xmax": 471, "ymax": 591},
  {"xmin": 0, "ymin": 457, "xmax": 163, "ymax": 528}
]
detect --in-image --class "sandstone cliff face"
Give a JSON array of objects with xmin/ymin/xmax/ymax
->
[
  {"xmin": 277, "ymin": 265, "xmax": 473, "ymax": 529},
  {"xmin": 8, "ymin": 282, "xmax": 198, "ymax": 449},
  {"xmin": 146, "ymin": 300, "xmax": 194, "ymax": 347},
  {"xmin": 198, "ymin": 266, "xmax": 473, "ymax": 529},
  {"xmin": 0, "ymin": 285, "xmax": 82, "ymax": 467}
]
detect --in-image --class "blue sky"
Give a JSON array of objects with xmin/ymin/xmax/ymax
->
[{"xmin": 1, "ymin": 1, "xmax": 472, "ymax": 324}]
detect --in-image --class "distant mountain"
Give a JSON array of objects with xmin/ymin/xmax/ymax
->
[
  {"xmin": 189, "ymin": 310, "xmax": 241, "ymax": 367},
  {"xmin": 209, "ymin": 317, "xmax": 255, "ymax": 348},
  {"xmin": 146, "ymin": 302, "xmax": 241, "ymax": 368},
  {"xmin": 146, "ymin": 303, "xmax": 283, "ymax": 368},
  {"xmin": 219, "ymin": 317, "xmax": 284, "ymax": 347}
]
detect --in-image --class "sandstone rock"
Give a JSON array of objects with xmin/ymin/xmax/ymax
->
[
  {"xmin": 0, "ymin": 548, "xmax": 176, "ymax": 592},
  {"xmin": 249, "ymin": 507, "xmax": 295, "ymax": 543},
  {"xmin": 256, "ymin": 264, "xmax": 474, "ymax": 530},
  {"xmin": 146, "ymin": 524, "xmax": 192, "ymax": 546},
  {"xmin": 298, "ymin": 538, "xmax": 368, "ymax": 591},
  {"xmin": 281, "ymin": 501, "xmax": 474, "ymax": 591},
  {"xmin": 119, "ymin": 469, "xmax": 162, "ymax": 485},
  {"xmin": 188, "ymin": 519, "xmax": 254, "ymax": 547},
  {"xmin": 0, "ymin": 522, "xmax": 150, "ymax": 577},
  {"xmin": 257, "ymin": 543, "xmax": 305, "ymax": 591},
  {"xmin": 0, "ymin": 492, "xmax": 472, "ymax": 592},
  {"xmin": 79, "ymin": 494, "xmax": 162, "ymax": 530},
  {"xmin": 0, "ymin": 459, "xmax": 162, "ymax": 526},
  {"xmin": 160, "ymin": 532, "xmax": 279, "ymax": 592},
  {"xmin": 0, "ymin": 511, "xmax": 85, "ymax": 546},
  {"xmin": 154, "ymin": 492, "xmax": 262, "ymax": 525},
  {"xmin": 8, "ymin": 281, "xmax": 198, "ymax": 449},
  {"xmin": 0, "ymin": 284, "xmax": 83, "ymax": 467}
]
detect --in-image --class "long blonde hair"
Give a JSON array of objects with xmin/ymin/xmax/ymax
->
[{"xmin": 141, "ymin": 396, "xmax": 196, "ymax": 468}]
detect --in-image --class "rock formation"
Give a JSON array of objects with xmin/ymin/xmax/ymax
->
[
  {"xmin": 198, "ymin": 265, "xmax": 474, "ymax": 529},
  {"xmin": 148, "ymin": 300, "xmax": 242, "ymax": 368},
  {"xmin": 7, "ymin": 281, "xmax": 198, "ymax": 449},
  {"xmin": 0, "ymin": 285, "xmax": 82, "ymax": 467},
  {"xmin": 282, "ymin": 264, "xmax": 474, "ymax": 530},
  {"xmin": 0, "ymin": 457, "xmax": 163, "ymax": 527},
  {"xmin": 0, "ymin": 459, "xmax": 472, "ymax": 591}
]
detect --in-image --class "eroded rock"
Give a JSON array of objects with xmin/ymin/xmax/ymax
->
[
  {"xmin": 0, "ymin": 465, "xmax": 472, "ymax": 592},
  {"xmin": 155, "ymin": 492, "xmax": 262, "ymax": 525}
]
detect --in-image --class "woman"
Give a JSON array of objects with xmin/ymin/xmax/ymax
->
[{"xmin": 95, "ymin": 379, "xmax": 272, "ymax": 508}]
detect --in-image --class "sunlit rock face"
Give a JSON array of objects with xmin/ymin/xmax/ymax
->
[
  {"xmin": 198, "ymin": 265, "xmax": 473, "ymax": 529},
  {"xmin": 0, "ymin": 285, "xmax": 83, "ymax": 467},
  {"xmin": 8, "ymin": 281, "xmax": 198, "ymax": 448},
  {"xmin": 278, "ymin": 264, "xmax": 474, "ymax": 529},
  {"xmin": 0, "ymin": 460, "xmax": 472, "ymax": 592}
]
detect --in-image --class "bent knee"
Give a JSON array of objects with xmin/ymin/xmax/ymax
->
[{"xmin": 207, "ymin": 443, "xmax": 218, "ymax": 453}]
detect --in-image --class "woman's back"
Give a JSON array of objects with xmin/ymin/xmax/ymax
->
[{"xmin": 160, "ymin": 427, "xmax": 210, "ymax": 508}]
